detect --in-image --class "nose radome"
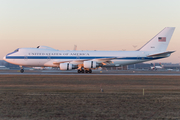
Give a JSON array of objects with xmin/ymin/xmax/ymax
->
[{"xmin": 3, "ymin": 56, "xmax": 6, "ymax": 61}]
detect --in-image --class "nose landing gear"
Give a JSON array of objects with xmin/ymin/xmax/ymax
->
[
  {"xmin": 19, "ymin": 66, "xmax": 24, "ymax": 73},
  {"xmin": 20, "ymin": 69, "xmax": 24, "ymax": 73}
]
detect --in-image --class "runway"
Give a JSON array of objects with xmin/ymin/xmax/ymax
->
[{"xmin": 1, "ymin": 69, "xmax": 180, "ymax": 76}]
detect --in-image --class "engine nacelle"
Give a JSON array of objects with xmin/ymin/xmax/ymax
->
[
  {"xmin": 60, "ymin": 63, "xmax": 72, "ymax": 70},
  {"xmin": 84, "ymin": 61, "xmax": 97, "ymax": 68}
]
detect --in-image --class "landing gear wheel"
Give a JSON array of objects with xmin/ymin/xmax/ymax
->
[
  {"xmin": 20, "ymin": 69, "xmax": 24, "ymax": 73},
  {"xmin": 89, "ymin": 69, "xmax": 92, "ymax": 73},
  {"xmin": 78, "ymin": 69, "xmax": 81, "ymax": 73},
  {"xmin": 85, "ymin": 70, "xmax": 89, "ymax": 73}
]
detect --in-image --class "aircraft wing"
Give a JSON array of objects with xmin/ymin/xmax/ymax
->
[
  {"xmin": 53, "ymin": 59, "xmax": 89, "ymax": 64},
  {"xmin": 91, "ymin": 57, "xmax": 118, "ymax": 65},
  {"xmin": 147, "ymin": 51, "xmax": 175, "ymax": 58},
  {"xmin": 53, "ymin": 61, "xmax": 73, "ymax": 64},
  {"xmin": 53, "ymin": 57, "xmax": 117, "ymax": 65},
  {"xmin": 91, "ymin": 57, "xmax": 117, "ymax": 62}
]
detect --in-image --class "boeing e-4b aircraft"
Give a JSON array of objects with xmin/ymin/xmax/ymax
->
[{"xmin": 3, "ymin": 27, "xmax": 175, "ymax": 73}]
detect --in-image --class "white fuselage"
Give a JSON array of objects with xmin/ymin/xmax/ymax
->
[{"xmin": 3, "ymin": 48, "xmax": 165, "ymax": 68}]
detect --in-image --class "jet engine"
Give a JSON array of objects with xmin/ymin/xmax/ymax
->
[
  {"xmin": 83, "ymin": 61, "xmax": 97, "ymax": 68},
  {"xmin": 60, "ymin": 63, "xmax": 72, "ymax": 70}
]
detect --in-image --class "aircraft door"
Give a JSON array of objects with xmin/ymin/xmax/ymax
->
[
  {"xmin": 23, "ymin": 53, "xmax": 28, "ymax": 65},
  {"xmin": 24, "ymin": 56, "xmax": 28, "ymax": 61},
  {"xmin": 137, "ymin": 56, "xmax": 141, "ymax": 61},
  {"xmin": 76, "ymin": 55, "xmax": 80, "ymax": 60},
  {"xmin": 47, "ymin": 56, "xmax": 51, "ymax": 61},
  {"xmin": 24, "ymin": 51, "xmax": 28, "ymax": 62}
]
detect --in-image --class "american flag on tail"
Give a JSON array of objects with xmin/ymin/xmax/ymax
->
[{"xmin": 158, "ymin": 37, "xmax": 166, "ymax": 42}]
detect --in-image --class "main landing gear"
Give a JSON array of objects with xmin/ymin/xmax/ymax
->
[{"xmin": 77, "ymin": 69, "xmax": 92, "ymax": 73}]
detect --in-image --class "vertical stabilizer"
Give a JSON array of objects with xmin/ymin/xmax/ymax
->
[{"xmin": 138, "ymin": 27, "xmax": 175, "ymax": 52}]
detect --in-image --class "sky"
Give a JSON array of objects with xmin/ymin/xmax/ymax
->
[{"xmin": 1, "ymin": 0, "xmax": 180, "ymax": 63}]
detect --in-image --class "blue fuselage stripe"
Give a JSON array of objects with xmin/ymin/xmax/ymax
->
[{"xmin": 5, "ymin": 56, "xmax": 164, "ymax": 60}]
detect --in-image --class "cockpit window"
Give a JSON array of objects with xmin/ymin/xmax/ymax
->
[
  {"xmin": 7, "ymin": 48, "xmax": 19, "ymax": 56},
  {"xmin": 14, "ymin": 48, "xmax": 19, "ymax": 52}
]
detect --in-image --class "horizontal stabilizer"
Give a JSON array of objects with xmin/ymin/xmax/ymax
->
[{"xmin": 147, "ymin": 51, "xmax": 175, "ymax": 58}]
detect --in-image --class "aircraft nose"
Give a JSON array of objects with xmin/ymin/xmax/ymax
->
[{"xmin": 3, "ymin": 56, "xmax": 6, "ymax": 61}]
